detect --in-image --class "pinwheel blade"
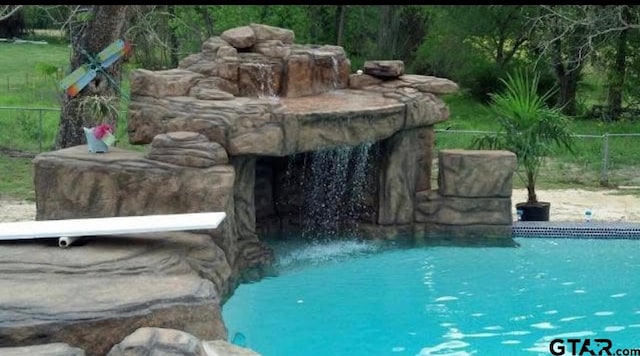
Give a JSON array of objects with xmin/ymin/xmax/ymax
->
[{"xmin": 60, "ymin": 64, "xmax": 97, "ymax": 97}]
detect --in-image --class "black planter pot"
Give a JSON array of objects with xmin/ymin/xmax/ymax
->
[{"xmin": 516, "ymin": 201, "xmax": 550, "ymax": 221}]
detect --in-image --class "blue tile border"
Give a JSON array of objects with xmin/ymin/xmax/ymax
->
[{"xmin": 512, "ymin": 221, "xmax": 640, "ymax": 239}]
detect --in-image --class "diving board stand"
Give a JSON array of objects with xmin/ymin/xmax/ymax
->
[{"xmin": 0, "ymin": 212, "xmax": 226, "ymax": 248}]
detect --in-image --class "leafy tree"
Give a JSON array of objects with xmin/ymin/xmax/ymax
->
[
  {"xmin": 375, "ymin": 5, "xmax": 429, "ymax": 64},
  {"xmin": 414, "ymin": 6, "xmax": 535, "ymax": 102},
  {"xmin": 442, "ymin": 5, "xmax": 535, "ymax": 69},
  {"xmin": 526, "ymin": 5, "xmax": 640, "ymax": 117},
  {"xmin": 588, "ymin": 6, "xmax": 640, "ymax": 120}
]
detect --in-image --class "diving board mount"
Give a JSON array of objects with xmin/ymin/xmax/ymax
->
[{"xmin": 0, "ymin": 212, "xmax": 226, "ymax": 248}]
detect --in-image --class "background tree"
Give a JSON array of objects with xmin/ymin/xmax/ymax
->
[
  {"xmin": 22, "ymin": 4, "xmax": 640, "ymax": 149},
  {"xmin": 335, "ymin": 5, "xmax": 346, "ymax": 46},
  {"xmin": 528, "ymin": 5, "xmax": 640, "ymax": 117},
  {"xmin": 125, "ymin": 5, "xmax": 184, "ymax": 70},
  {"xmin": 0, "ymin": 7, "xmax": 25, "ymax": 39},
  {"xmin": 375, "ymin": 5, "xmax": 429, "ymax": 64},
  {"xmin": 446, "ymin": 5, "xmax": 535, "ymax": 69},
  {"xmin": 413, "ymin": 5, "xmax": 535, "ymax": 102},
  {"xmin": 589, "ymin": 6, "xmax": 640, "ymax": 120},
  {"xmin": 0, "ymin": 5, "xmax": 22, "ymax": 22},
  {"xmin": 55, "ymin": 5, "xmax": 130, "ymax": 149}
]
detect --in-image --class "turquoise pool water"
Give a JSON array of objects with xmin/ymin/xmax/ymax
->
[{"xmin": 222, "ymin": 238, "xmax": 640, "ymax": 355}]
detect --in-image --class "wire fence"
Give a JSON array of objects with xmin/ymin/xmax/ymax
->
[
  {"xmin": 2, "ymin": 73, "xmax": 60, "ymax": 92},
  {"xmin": 0, "ymin": 106, "xmax": 60, "ymax": 154},
  {"xmin": 1, "ymin": 106, "xmax": 639, "ymax": 187},
  {"xmin": 434, "ymin": 129, "xmax": 640, "ymax": 188},
  {"xmin": 0, "ymin": 106, "xmax": 130, "ymax": 156},
  {"xmin": 0, "ymin": 73, "xmax": 65, "ymax": 106}
]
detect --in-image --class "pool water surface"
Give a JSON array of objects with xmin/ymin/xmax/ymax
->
[{"xmin": 222, "ymin": 238, "xmax": 640, "ymax": 355}]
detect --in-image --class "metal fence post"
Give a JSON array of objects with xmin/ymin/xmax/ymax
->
[
  {"xmin": 38, "ymin": 108, "xmax": 43, "ymax": 152},
  {"xmin": 601, "ymin": 133, "xmax": 609, "ymax": 185}
]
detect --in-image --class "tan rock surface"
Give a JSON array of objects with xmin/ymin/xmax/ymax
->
[
  {"xmin": 0, "ymin": 231, "xmax": 229, "ymax": 355},
  {"xmin": 4, "ymin": 188, "xmax": 639, "ymax": 224}
]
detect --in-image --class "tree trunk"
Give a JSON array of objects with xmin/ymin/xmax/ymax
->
[
  {"xmin": 496, "ymin": 37, "xmax": 505, "ymax": 66},
  {"xmin": 196, "ymin": 5, "xmax": 215, "ymax": 38},
  {"xmin": 55, "ymin": 5, "xmax": 129, "ymax": 149},
  {"xmin": 607, "ymin": 15, "xmax": 629, "ymax": 121},
  {"xmin": 307, "ymin": 5, "xmax": 321, "ymax": 43},
  {"xmin": 551, "ymin": 35, "xmax": 582, "ymax": 116},
  {"xmin": 335, "ymin": 5, "xmax": 346, "ymax": 46},
  {"xmin": 259, "ymin": 6, "xmax": 270, "ymax": 23},
  {"xmin": 377, "ymin": 5, "xmax": 400, "ymax": 59},
  {"xmin": 167, "ymin": 5, "xmax": 180, "ymax": 67},
  {"xmin": 526, "ymin": 171, "xmax": 537, "ymax": 203},
  {"xmin": 556, "ymin": 69, "xmax": 580, "ymax": 116}
]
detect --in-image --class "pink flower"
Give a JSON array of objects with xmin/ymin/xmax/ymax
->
[{"xmin": 93, "ymin": 124, "xmax": 114, "ymax": 140}]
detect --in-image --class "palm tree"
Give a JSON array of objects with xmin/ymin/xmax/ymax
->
[{"xmin": 473, "ymin": 69, "xmax": 575, "ymax": 220}]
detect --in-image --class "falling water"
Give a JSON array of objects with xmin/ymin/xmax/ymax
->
[
  {"xmin": 331, "ymin": 56, "xmax": 339, "ymax": 89},
  {"xmin": 343, "ymin": 142, "xmax": 373, "ymax": 228},
  {"xmin": 300, "ymin": 142, "xmax": 372, "ymax": 240},
  {"xmin": 255, "ymin": 63, "xmax": 278, "ymax": 100},
  {"xmin": 302, "ymin": 147, "xmax": 350, "ymax": 238}
]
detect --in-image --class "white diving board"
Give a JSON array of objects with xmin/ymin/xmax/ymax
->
[{"xmin": 0, "ymin": 212, "xmax": 226, "ymax": 248}]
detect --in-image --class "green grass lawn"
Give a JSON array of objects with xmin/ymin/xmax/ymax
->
[
  {"xmin": 0, "ymin": 42, "xmax": 70, "ymax": 107},
  {"xmin": 0, "ymin": 43, "xmax": 67, "ymax": 200},
  {"xmin": 0, "ymin": 41, "xmax": 140, "ymax": 200},
  {"xmin": 439, "ymin": 92, "xmax": 640, "ymax": 191},
  {"xmin": 1, "ymin": 41, "xmax": 640, "ymax": 200},
  {"xmin": 0, "ymin": 42, "xmax": 135, "ymax": 152}
]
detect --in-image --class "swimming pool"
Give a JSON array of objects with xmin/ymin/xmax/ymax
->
[{"xmin": 222, "ymin": 237, "xmax": 640, "ymax": 356}]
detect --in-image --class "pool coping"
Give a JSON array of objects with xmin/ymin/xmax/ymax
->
[{"xmin": 512, "ymin": 221, "xmax": 640, "ymax": 239}]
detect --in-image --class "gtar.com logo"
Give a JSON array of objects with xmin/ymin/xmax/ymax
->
[
  {"xmin": 549, "ymin": 338, "xmax": 640, "ymax": 356},
  {"xmin": 549, "ymin": 338, "xmax": 612, "ymax": 355}
]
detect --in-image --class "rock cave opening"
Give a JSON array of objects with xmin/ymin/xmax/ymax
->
[{"xmin": 254, "ymin": 141, "xmax": 385, "ymax": 242}]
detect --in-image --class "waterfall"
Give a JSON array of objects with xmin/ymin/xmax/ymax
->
[
  {"xmin": 344, "ymin": 142, "xmax": 372, "ymax": 228},
  {"xmin": 331, "ymin": 56, "xmax": 339, "ymax": 89},
  {"xmin": 255, "ymin": 63, "xmax": 278, "ymax": 100},
  {"xmin": 299, "ymin": 142, "xmax": 372, "ymax": 240}
]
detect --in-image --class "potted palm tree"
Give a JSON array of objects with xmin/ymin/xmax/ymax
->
[{"xmin": 472, "ymin": 69, "xmax": 575, "ymax": 221}]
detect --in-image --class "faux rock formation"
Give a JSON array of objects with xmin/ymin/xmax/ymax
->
[
  {"xmin": 107, "ymin": 327, "xmax": 259, "ymax": 356},
  {"xmin": 32, "ymin": 145, "xmax": 273, "ymax": 292},
  {"xmin": 123, "ymin": 23, "xmax": 518, "ymax": 244},
  {"xmin": 0, "ymin": 343, "xmax": 85, "ymax": 356},
  {"xmin": 128, "ymin": 78, "xmax": 453, "ymax": 157},
  {"xmin": 0, "ymin": 231, "xmax": 229, "ymax": 355},
  {"xmin": 347, "ymin": 73, "xmax": 383, "ymax": 89},
  {"xmin": 20, "ymin": 22, "xmax": 519, "ymax": 356},
  {"xmin": 146, "ymin": 131, "xmax": 229, "ymax": 168},
  {"xmin": 34, "ymin": 146, "xmax": 234, "ymax": 221},
  {"xmin": 363, "ymin": 60, "xmax": 405, "ymax": 78},
  {"xmin": 127, "ymin": 24, "xmax": 458, "ymax": 158},
  {"xmin": 437, "ymin": 149, "xmax": 516, "ymax": 198},
  {"xmin": 415, "ymin": 149, "xmax": 518, "ymax": 238}
]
